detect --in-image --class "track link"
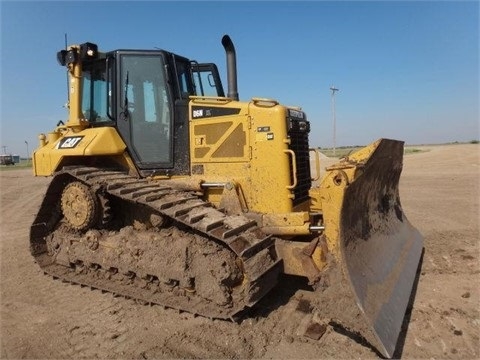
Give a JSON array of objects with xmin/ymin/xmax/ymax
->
[{"xmin": 30, "ymin": 167, "xmax": 282, "ymax": 319}]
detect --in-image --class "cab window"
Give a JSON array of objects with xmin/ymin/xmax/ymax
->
[
  {"xmin": 82, "ymin": 60, "xmax": 113, "ymax": 123},
  {"xmin": 191, "ymin": 63, "xmax": 225, "ymax": 97},
  {"xmin": 120, "ymin": 54, "xmax": 172, "ymax": 165}
]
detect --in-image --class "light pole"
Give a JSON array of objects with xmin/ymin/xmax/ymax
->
[
  {"xmin": 330, "ymin": 86, "xmax": 339, "ymax": 157},
  {"xmin": 25, "ymin": 141, "xmax": 29, "ymax": 164}
]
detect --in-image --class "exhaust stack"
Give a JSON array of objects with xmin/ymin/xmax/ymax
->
[{"xmin": 221, "ymin": 35, "xmax": 239, "ymax": 101}]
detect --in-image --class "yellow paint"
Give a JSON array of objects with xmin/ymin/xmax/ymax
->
[
  {"xmin": 33, "ymin": 127, "xmax": 129, "ymax": 176},
  {"xmin": 275, "ymin": 240, "xmax": 327, "ymax": 277},
  {"xmin": 189, "ymin": 98, "xmax": 295, "ymax": 214},
  {"xmin": 32, "ymin": 43, "xmax": 405, "ymax": 278},
  {"xmin": 314, "ymin": 140, "xmax": 384, "ymax": 258},
  {"xmin": 65, "ymin": 45, "xmax": 90, "ymax": 131}
]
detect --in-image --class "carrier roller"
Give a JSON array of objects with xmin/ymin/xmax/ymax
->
[{"xmin": 30, "ymin": 167, "xmax": 282, "ymax": 319}]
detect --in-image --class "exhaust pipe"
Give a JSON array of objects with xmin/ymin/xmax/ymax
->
[{"xmin": 221, "ymin": 35, "xmax": 239, "ymax": 101}]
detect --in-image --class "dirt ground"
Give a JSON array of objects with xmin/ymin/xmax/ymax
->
[{"xmin": 1, "ymin": 143, "xmax": 478, "ymax": 359}]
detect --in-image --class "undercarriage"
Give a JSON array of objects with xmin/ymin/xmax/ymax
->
[{"xmin": 30, "ymin": 167, "xmax": 282, "ymax": 319}]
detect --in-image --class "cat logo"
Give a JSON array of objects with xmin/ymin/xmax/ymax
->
[{"xmin": 56, "ymin": 136, "xmax": 84, "ymax": 149}]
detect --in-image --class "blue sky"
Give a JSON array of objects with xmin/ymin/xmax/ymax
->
[{"xmin": 1, "ymin": 1, "xmax": 478, "ymax": 156}]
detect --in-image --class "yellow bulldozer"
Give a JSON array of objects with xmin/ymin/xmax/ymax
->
[{"xmin": 30, "ymin": 35, "xmax": 423, "ymax": 357}]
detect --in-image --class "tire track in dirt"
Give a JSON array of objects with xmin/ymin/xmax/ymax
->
[{"xmin": 61, "ymin": 299, "xmax": 130, "ymax": 358}]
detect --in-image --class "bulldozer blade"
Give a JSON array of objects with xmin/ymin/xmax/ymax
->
[{"xmin": 320, "ymin": 139, "xmax": 424, "ymax": 358}]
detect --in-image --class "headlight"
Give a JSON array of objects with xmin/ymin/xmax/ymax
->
[{"xmin": 80, "ymin": 42, "xmax": 98, "ymax": 60}]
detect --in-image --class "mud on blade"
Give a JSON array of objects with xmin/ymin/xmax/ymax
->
[{"xmin": 319, "ymin": 139, "xmax": 423, "ymax": 358}]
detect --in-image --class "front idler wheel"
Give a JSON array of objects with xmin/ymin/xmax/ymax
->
[{"xmin": 61, "ymin": 181, "xmax": 99, "ymax": 231}]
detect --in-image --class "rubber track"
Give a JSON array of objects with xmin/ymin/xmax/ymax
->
[{"xmin": 30, "ymin": 166, "xmax": 282, "ymax": 319}]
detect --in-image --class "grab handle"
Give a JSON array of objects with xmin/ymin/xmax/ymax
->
[{"xmin": 284, "ymin": 149, "xmax": 297, "ymax": 190}]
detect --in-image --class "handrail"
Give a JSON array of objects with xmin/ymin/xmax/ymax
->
[
  {"xmin": 189, "ymin": 95, "xmax": 233, "ymax": 105},
  {"xmin": 284, "ymin": 149, "xmax": 298, "ymax": 189},
  {"xmin": 252, "ymin": 97, "xmax": 279, "ymax": 107}
]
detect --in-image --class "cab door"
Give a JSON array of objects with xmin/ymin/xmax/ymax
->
[{"xmin": 116, "ymin": 52, "xmax": 174, "ymax": 170}]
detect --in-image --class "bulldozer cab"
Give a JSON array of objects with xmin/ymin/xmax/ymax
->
[{"xmin": 80, "ymin": 47, "xmax": 224, "ymax": 175}]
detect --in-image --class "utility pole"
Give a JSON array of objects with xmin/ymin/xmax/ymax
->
[
  {"xmin": 1, "ymin": 145, "xmax": 7, "ymax": 154},
  {"xmin": 25, "ymin": 141, "xmax": 29, "ymax": 164},
  {"xmin": 330, "ymin": 86, "xmax": 339, "ymax": 156}
]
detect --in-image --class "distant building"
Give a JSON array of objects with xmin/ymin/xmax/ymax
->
[{"xmin": 0, "ymin": 154, "xmax": 15, "ymax": 165}]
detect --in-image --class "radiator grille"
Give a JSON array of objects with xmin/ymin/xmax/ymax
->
[{"xmin": 287, "ymin": 113, "xmax": 311, "ymax": 206}]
